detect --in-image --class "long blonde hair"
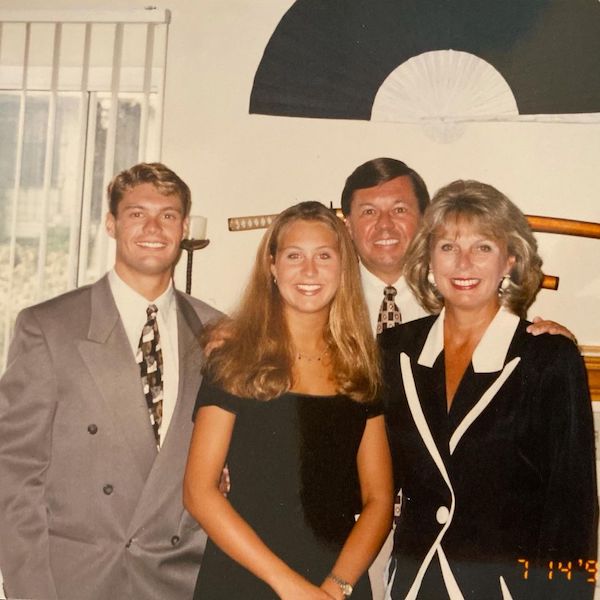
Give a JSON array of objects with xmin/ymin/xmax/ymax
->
[{"xmin": 206, "ymin": 201, "xmax": 380, "ymax": 402}]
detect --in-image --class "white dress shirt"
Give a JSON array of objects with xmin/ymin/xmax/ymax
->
[
  {"xmin": 359, "ymin": 263, "xmax": 428, "ymax": 335},
  {"xmin": 108, "ymin": 270, "xmax": 179, "ymax": 447}
]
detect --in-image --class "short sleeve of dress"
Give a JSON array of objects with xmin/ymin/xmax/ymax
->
[
  {"xmin": 365, "ymin": 398, "xmax": 384, "ymax": 418},
  {"xmin": 192, "ymin": 377, "xmax": 244, "ymax": 420}
]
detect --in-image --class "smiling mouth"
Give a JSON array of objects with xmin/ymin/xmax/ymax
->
[
  {"xmin": 137, "ymin": 241, "xmax": 167, "ymax": 249},
  {"xmin": 373, "ymin": 238, "xmax": 399, "ymax": 247},
  {"xmin": 451, "ymin": 278, "xmax": 480, "ymax": 288},
  {"xmin": 296, "ymin": 284, "xmax": 322, "ymax": 294}
]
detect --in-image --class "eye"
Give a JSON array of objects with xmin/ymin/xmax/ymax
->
[
  {"xmin": 440, "ymin": 242, "xmax": 454, "ymax": 252},
  {"xmin": 393, "ymin": 206, "xmax": 408, "ymax": 215},
  {"xmin": 285, "ymin": 252, "xmax": 301, "ymax": 260},
  {"xmin": 478, "ymin": 243, "xmax": 493, "ymax": 253},
  {"xmin": 361, "ymin": 208, "xmax": 376, "ymax": 216},
  {"xmin": 318, "ymin": 251, "xmax": 331, "ymax": 260}
]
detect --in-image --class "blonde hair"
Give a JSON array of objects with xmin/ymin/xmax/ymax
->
[
  {"xmin": 404, "ymin": 180, "xmax": 543, "ymax": 318},
  {"xmin": 206, "ymin": 201, "xmax": 380, "ymax": 402}
]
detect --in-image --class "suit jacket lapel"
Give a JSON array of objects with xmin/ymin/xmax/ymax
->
[
  {"xmin": 159, "ymin": 292, "xmax": 204, "ymax": 451},
  {"xmin": 78, "ymin": 276, "xmax": 157, "ymax": 482},
  {"xmin": 127, "ymin": 293, "xmax": 205, "ymax": 530}
]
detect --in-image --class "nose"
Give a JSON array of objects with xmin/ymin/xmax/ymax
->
[
  {"xmin": 457, "ymin": 249, "xmax": 473, "ymax": 270},
  {"xmin": 301, "ymin": 257, "xmax": 317, "ymax": 277},
  {"xmin": 143, "ymin": 214, "xmax": 161, "ymax": 233},
  {"xmin": 374, "ymin": 211, "xmax": 393, "ymax": 231}
]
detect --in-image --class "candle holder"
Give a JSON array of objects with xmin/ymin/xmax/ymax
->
[{"xmin": 180, "ymin": 238, "xmax": 210, "ymax": 294}]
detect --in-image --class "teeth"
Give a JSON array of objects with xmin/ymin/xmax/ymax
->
[
  {"xmin": 452, "ymin": 278, "xmax": 479, "ymax": 287},
  {"xmin": 374, "ymin": 239, "xmax": 399, "ymax": 246},
  {"xmin": 138, "ymin": 242, "xmax": 165, "ymax": 248},
  {"xmin": 297, "ymin": 284, "xmax": 321, "ymax": 292}
]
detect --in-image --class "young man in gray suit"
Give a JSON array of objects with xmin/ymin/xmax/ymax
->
[{"xmin": 0, "ymin": 163, "xmax": 220, "ymax": 600}]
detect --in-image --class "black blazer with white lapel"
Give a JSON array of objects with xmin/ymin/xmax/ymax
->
[
  {"xmin": 0, "ymin": 274, "xmax": 221, "ymax": 600},
  {"xmin": 380, "ymin": 308, "xmax": 598, "ymax": 600}
]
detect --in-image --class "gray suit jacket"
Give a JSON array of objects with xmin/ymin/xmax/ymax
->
[{"xmin": 0, "ymin": 275, "xmax": 221, "ymax": 600}]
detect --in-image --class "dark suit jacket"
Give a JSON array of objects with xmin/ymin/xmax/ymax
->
[
  {"xmin": 381, "ymin": 308, "xmax": 598, "ymax": 599},
  {"xmin": 0, "ymin": 275, "xmax": 221, "ymax": 600}
]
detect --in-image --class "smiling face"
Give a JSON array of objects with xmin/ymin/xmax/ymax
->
[
  {"xmin": 345, "ymin": 176, "xmax": 422, "ymax": 284},
  {"xmin": 430, "ymin": 218, "xmax": 515, "ymax": 317},
  {"xmin": 270, "ymin": 219, "xmax": 342, "ymax": 322},
  {"xmin": 106, "ymin": 182, "xmax": 188, "ymax": 294}
]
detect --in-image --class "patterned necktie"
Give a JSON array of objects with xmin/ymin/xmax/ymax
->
[
  {"xmin": 376, "ymin": 286, "xmax": 403, "ymax": 523},
  {"xmin": 376, "ymin": 285, "xmax": 402, "ymax": 335},
  {"xmin": 136, "ymin": 304, "xmax": 163, "ymax": 448}
]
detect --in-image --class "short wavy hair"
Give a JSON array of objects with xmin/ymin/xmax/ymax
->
[
  {"xmin": 341, "ymin": 157, "xmax": 430, "ymax": 216},
  {"xmin": 404, "ymin": 180, "xmax": 543, "ymax": 318},
  {"xmin": 107, "ymin": 162, "xmax": 192, "ymax": 217}
]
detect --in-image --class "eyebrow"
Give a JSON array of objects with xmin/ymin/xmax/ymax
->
[
  {"xmin": 280, "ymin": 244, "xmax": 337, "ymax": 251},
  {"xmin": 122, "ymin": 204, "xmax": 182, "ymax": 213}
]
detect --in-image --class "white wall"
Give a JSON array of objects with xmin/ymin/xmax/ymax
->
[
  {"xmin": 4, "ymin": 0, "xmax": 599, "ymax": 345},
  {"xmin": 162, "ymin": 0, "xmax": 600, "ymax": 346}
]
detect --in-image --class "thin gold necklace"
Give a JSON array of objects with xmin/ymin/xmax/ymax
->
[{"xmin": 295, "ymin": 348, "xmax": 329, "ymax": 362}]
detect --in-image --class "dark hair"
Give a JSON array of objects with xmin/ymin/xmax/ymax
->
[
  {"xmin": 107, "ymin": 162, "xmax": 192, "ymax": 217},
  {"xmin": 341, "ymin": 157, "xmax": 430, "ymax": 216}
]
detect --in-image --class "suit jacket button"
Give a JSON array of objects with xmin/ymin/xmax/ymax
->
[
  {"xmin": 171, "ymin": 535, "xmax": 180, "ymax": 546},
  {"xmin": 87, "ymin": 424, "xmax": 98, "ymax": 434},
  {"xmin": 436, "ymin": 505, "xmax": 450, "ymax": 524},
  {"xmin": 103, "ymin": 484, "xmax": 114, "ymax": 495}
]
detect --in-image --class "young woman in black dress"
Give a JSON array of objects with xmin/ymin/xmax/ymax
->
[{"xmin": 184, "ymin": 201, "xmax": 393, "ymax": 599}]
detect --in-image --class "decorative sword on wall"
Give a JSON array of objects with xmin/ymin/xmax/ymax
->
[{"xmin": 227, "ymin": 211, "xmax": 600, "ymax": 292}]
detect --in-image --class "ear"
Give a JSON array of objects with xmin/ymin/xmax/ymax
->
[
  {"xmin": 344, "ymin": 216, "xmax": 354, "ymax": 240},
  {"xmin": 505, "ymin": 254, "xmax": 516, "ymax": 274},
  {"xmin": 269, "ymin": 258, "xmax": 277, "ymax": 280},
  {"xmin": 105, "ymin": 212, "xmax": 116, "ymax": 239},
  {"xmin": 182, "ymin": 216, "xmax": 190, "ymax": 240}
]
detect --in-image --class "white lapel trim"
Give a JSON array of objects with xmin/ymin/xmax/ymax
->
[
  {"xmin": 417, "ymin": 307, "xmax": 519, "ymax": 373},
  {"xmin": 400, "ymin": 353, "xmax": 460, "ymax": 600},
  {"xmin": 437, "ymin": 545, "xmax": 465, "ymax": 599},
  {"xmin": 472, "ymin": 308, "xmax": 519, "ymax": 373},
  {"xmin": 449, "ymin": 357, "xmax": 521, "ymax": 455},
  {"xmin": 417, "ymin": 309, "xmax": 445, "ymax": 368}
]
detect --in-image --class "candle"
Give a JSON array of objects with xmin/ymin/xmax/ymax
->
[{"xmin": 188, "ymin": 215, "xmax": 207, "ymax": 240}]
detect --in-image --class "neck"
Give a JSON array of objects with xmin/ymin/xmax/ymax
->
[
  {"xmin": 365, "ymin": 264, "xmax": 402, "ymax": 286},
  {"xmin": 285, "ymin": 310, "xmax": 329, "ymax": 354},
  {"xmin": 443, "ymin": 303, "xmax": 500, "ymax": 343},
  {"xmin": 114, "ymin": 266, "xmax": 172, "ymax": 301}
]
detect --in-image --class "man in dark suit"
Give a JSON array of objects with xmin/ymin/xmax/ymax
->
[{"xmin": 0, "ymin": 162, "xmax": 220, "ymax": 600}]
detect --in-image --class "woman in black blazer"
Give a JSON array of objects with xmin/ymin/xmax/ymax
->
[{"xmin": 381, "ymin": 180, "xmax": 598, "ymax": 599}]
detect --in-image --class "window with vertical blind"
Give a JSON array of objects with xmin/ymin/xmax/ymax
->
[{"xmin": 0, "ymin": 9, "xmax": 169, "ymax": 371}]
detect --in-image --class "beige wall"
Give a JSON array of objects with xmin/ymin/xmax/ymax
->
[{"xmin": 4, "ymin": 0, "xmax": 600, "ymax": 344}]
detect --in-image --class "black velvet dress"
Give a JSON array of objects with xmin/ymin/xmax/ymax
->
[{"xmin": 191, "ymin": 379, "xmax": 380, "ymax": 599}]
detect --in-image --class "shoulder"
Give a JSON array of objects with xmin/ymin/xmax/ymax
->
[
  {"xmin": 515, "ymin": 320, "xmax": 582, "ymax": 365},
  {"xmin": 16, "ymin": 283, "xmax": 95, "ymax": 330},
  {"xmin": 194, "ymin": 376, "xmax": 246, "ymax": 419},
  {"xmin": 378, "ymin": 315, "xmax": 437, "ymax": 354},
  {"xmin": 512, "ymin": 322, "xmax": 587, "ymax": 386},
  {"xmin": 176, "ymin": 290, "xmax": 223, "ymax": 323}
]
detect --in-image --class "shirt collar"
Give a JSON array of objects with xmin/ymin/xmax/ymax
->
[
  {"xmin": 418, "ymin": 306, "xmax": 520, "ymax": 373},
  {"xmin": 359, "ymin": 262, "xmax": 402, "ymax": 293},
  {"xmin": 108, "ymin": 269, "xmax": 175, "ymax": 322}
]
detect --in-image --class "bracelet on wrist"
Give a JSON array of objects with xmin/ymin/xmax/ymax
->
[{"xmin": 326, "ymin": 572, "xmax": 353, "ymax": 598}]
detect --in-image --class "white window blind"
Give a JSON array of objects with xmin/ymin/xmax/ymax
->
[{"xmin": 0, "ymin": 8, "xmax": 170, "ymax": 370}]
